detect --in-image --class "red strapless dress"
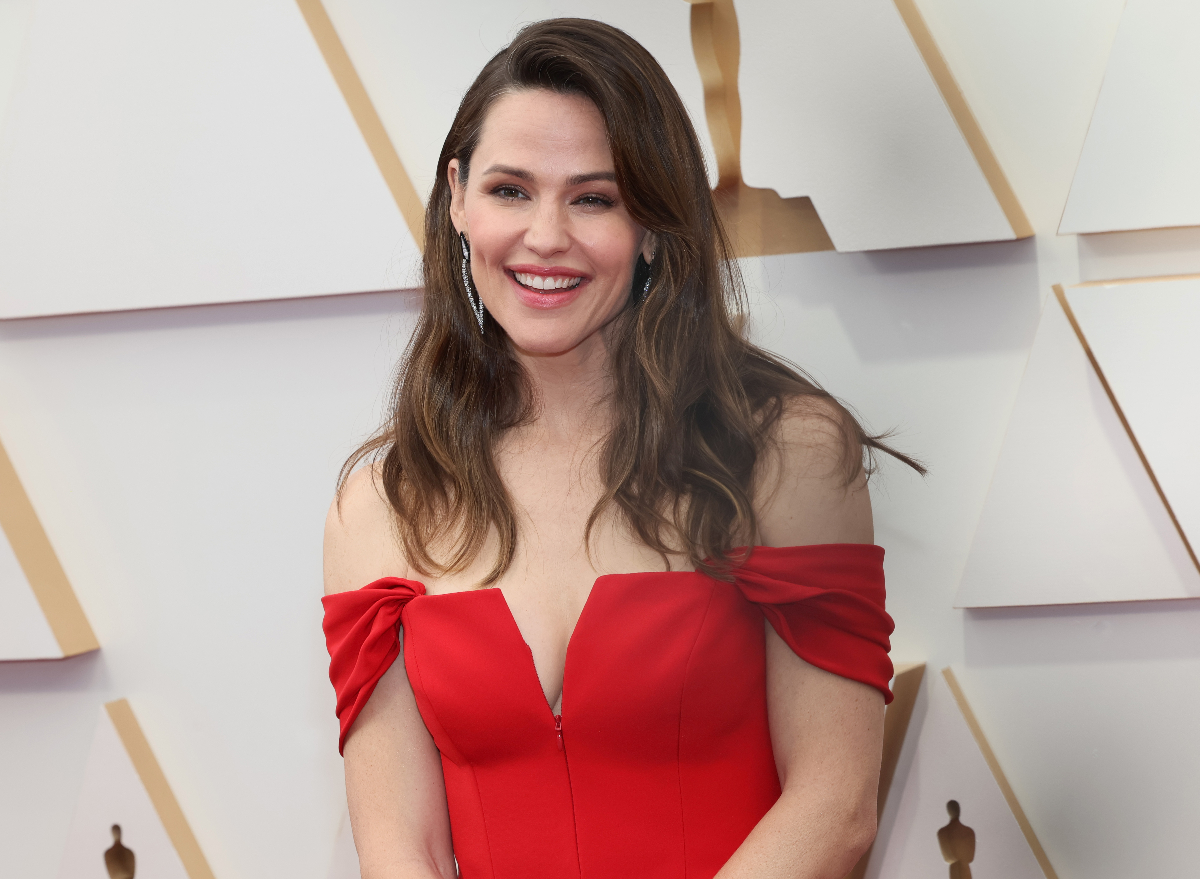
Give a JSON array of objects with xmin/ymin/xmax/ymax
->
[{"xmin": 322, "ymin": 544, "xmax": 893, "ymax": 879}]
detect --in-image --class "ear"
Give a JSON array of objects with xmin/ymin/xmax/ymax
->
[
  {"xmin": 640, "ymin": 230, "xmax": 658, "ymax": 264},
  {"xmin": 448, "ymin": 158, "xmax": 467, "ymax": 236}
]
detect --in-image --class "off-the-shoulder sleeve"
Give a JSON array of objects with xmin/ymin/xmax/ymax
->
[
  {"xmin": 733, "ymin": 544, "xmax": 894, "ymax": 703},
  {"xmin": 322, "ymin": 577, "xmax": 425, "ymax": 753}
]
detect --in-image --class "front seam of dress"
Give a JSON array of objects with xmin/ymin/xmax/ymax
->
[
  {"xmin": 462, "ymin": 763, "xmax": 499, "ymax": 879},
  {"xmin": 405, "ymin": 609, "xmax": 499, "ymax": 879},
  {"xmin": 402, "ymin": 604, "xmax": 461, "ymax": 764},
  {"xmin": 673, "ymin": 579, "xmax": 717, "ymax": 879},
  {"xmin": 562, "ymin": 731, "xmax": 583, "ymax": 879}
]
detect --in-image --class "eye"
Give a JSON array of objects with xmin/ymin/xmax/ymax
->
[
  {"xmin": 490, "ymin": 184, "xmax": 527, "ymax": 201},
  {"xmin": 574, "ymin": 193, "xmax": 615, "ymax": 209}
]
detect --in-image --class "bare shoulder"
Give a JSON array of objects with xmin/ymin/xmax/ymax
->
[
  {"xmin": 323, "ymin": 464, "xmax": 410, "ymax": 595},
  {"xmin": 753, "ymin": 395, "xmax": 874, "ymax": 547}
]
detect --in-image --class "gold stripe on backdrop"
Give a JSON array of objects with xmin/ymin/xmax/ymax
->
[
  {"xmin": 106, "ymin": 700, "xmax": 217, "ymax": 879},
  {"xmin": 1054, "ymin": 284, "xmax": 1200, "ymax": 573},
  {"xmin": 893, "ymin": 0, "xmax": 1033, "ymax": 238},
  {"xmin": 295, "ymin": 0, "xmax": 426, "ymax": 248},
  {"xmin": 0, "ymin": 436, "xmax": 98, "ymax": 657},
  {"xmin": 943, "ymin": 668, "xmax": 1059, "ymax": 879}
]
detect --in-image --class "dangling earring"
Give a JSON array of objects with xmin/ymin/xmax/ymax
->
[
  {"xmin": 640, "ymin": 253, "xmax": 654, "ymax": 302},
  {"xmin": 459, "ymin": 232, "xmax": 485, "ymax": 334}
]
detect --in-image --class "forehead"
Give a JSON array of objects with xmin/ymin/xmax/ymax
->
[{"xmin": 474, "ymin": 89, "xmax": 614, "ymax": 173}]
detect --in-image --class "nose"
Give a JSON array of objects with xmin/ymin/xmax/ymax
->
[{"xmin": 523, "ymin": 197, "xmax": 571, "ymax": 258}]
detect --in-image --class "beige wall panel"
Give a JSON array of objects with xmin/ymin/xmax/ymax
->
[
  {"xmin": 956, "ymin": 289, "xmax": 1200, "ymax": 607},
  {"xmin": 869, "ymin": 670, "xmax": 1054, "ymax": 879},
  {"xmin": 1060, "ymin": 0, "xmax": 1200, "ymax": 234},
  {"xmin": 0, "ymin": 0, "xmax": 417, "ymax": 319},
  {"xmin": 324, "ymin": 0, "xmax": 1027, "ymax": 253},
  {"xmin": 57, "ymin": 701, "xmax": 213, "ymax": 879},
  {"xmin": 0, "ymin": 289, "xmax": 421, "ymax": 877},
  {"xmin": 318, "ymin": 0, "xmax": 719, "ymax": 205},
  {"xmin": 1064, "ymin": 277, "xmax": 1200, "ymax": 557},
  {"xmin": 736, "ymin": 0, "xmax": 1019, "ymax": 251}
]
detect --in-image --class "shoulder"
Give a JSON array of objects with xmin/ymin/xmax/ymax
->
[
  {"xmin": 323, "ymin": 464, "xmax": 410, "ymax": 595},
  {"xmin": 753, "ymin": 395, "xmax": 873, "ymax": 547}
]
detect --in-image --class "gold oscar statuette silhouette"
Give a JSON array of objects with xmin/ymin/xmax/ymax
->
[
  {"xmin": 104, "ymin": 824, "xmax": 136, "ymax": 879},
  {"xmin": 685, "ymin": 0, "xmax": 834, "ymax": 257},
  {"xmin": 938, "ymin": 800, "xmax": 976, "ymax": 879}
]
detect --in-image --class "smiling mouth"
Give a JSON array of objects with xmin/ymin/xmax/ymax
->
[{"xmin": 511, "ymin": 271, "xmax": 584, "ymax": 292}]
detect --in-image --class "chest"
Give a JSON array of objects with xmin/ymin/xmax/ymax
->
[
  {"xmin": 426, "ymin": 436, "xmax": 688, "ymax": 711},
  {"xmin": 402, "ymin": 573, "xmax": 772, "ymax": 765}
]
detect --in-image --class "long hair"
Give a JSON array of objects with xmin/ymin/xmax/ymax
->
[{"xmin": 342, "ymin": 18, "xmax": 922, "ymax": 583}]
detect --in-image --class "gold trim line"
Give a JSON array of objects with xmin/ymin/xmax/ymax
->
[
  {"xmin": 893, "ymin": 0, "xmax": 1032, "ymax": 238},
  {"xmin": 943, "ymin": 668, "xmax": 1059, "ymax": 879},
  {"xmin": 106, "ymin": 700, "xmax": 217, "ymax": 879},
  {"xmin": 295, "ymin": 0, "xmax": 426, "ymax": 247},
  {"xmin": 1053, "ymin": 284, "xmax": 1199, "ymax": 573},
  {"xmin": 0, "ymin": 437, "xmax": 98, "ymax": 656}
]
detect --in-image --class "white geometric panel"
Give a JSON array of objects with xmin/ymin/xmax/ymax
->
[
  {"xmin": 0, "ymin": 0, "xmax": 417, "ymax": 319},
  {"xmin": 869, "ymin": 670, "xmax": 1053, "ymax": 879},
  {"xmin": 1060, "ymin": 0, "xmax": 1200, "ymax": 234},
  {"xmin": 0, "ymin": 0, "xmax": 37, "ymax": 128},
  {"xmin": 0, "ymin": 524, "xmax": 61, "ymax": 659},
  {"xmin": 57, "ymin": 701, "xmax": 211, "ymax": 879},
  {"xmin": 956, "ymin": 288, "xmax": 1200, "ymax": 607},
  {"xmin": 319, "ymin": 0, "xmax": 719, "ymax": 202},
  {"xmin": 1064, "ymin": 278, "xmax": 1200, "ymax": 556},
  {"xmin": 736, "ymin": 0, "xmax": 1021, "ymax": 251}
]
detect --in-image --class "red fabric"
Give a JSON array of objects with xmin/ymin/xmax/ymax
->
[
  {"xmin": 321, "ymin": 544, "xmax": 893, "ymax": 879},
  {"xmin": 733, "ymin": 543, "xmax": 894, "ymax": 702},
  {"xmin": 321, "ymin": 577, "xmax": 425, "ymax": 753}
]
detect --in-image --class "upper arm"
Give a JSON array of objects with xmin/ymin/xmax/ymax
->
[
  {"xmin": 323, "ymin": 468, "xmax": 456, "ymax": 878},
  {"xmin": 755, "ymin": 398, "xmax": 883, "ymax": 828},
  {"xmin": 323, "ymin": 465, "xmax": 409, "ymax": 596},
  {"xmin": 753, "ymin": 397, "xmax": 873, "ymax": 548}
]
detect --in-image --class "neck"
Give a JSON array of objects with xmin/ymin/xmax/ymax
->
[{"xmin": 514, "ymin": 335, "xmax": 614, "ymax": 444}]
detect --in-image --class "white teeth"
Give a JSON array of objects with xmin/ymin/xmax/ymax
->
[{"xmin": 513, "ymin": 272, "xmax": 583, "ymax": 291}]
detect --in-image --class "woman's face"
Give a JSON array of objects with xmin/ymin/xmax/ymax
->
[{"xmin": 449, "ymin": 89, "xmax": 653, "ymax": 361}]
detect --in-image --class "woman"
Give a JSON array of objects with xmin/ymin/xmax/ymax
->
[{"xmin": 323, "ymin": 18, "xmax": 918, "ymax": 879}]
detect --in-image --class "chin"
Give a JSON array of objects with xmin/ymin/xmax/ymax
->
[
  {"xmin": 503, "ymin": 327, "xmax": 589, "ymax": 358},
  {"xmin": 492, "ymin": 311, "xmax": 599, "ymax": 356}
]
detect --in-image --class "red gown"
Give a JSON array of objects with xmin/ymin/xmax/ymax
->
[{"xmin": 322, "ymin": 544, "xmax": 893, "ymax": 879}]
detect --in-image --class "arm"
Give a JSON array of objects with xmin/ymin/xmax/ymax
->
[
  {"xmin": 324, "ymin": 468, "xmax": 458, "ymax": 879},
  {"xmin": 716, "ymin": 401, "xmax": 884, "ymax": 879}
]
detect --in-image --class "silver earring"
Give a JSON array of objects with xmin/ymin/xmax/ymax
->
[
  {"xmin": 460, "ymin": 232, "xmax": 485, "ymax": 334},
  {"xmin": 643, "ymin": 269, "xmax": 652, "ymax": 299}
]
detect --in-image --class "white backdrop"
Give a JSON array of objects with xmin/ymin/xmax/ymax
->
[{"xmin": 2, "ymin": 1, "xmax": 1197, "ymax": 878}]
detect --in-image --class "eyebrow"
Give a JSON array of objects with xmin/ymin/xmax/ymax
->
[{"xmin": 480, "ymin": 165, "xmax": 617, "ymax": 186}]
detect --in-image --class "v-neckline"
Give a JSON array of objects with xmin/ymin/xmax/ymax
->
[{"xmin": 420, "ymin": 571, "xmax": 706, "ymax": 719}]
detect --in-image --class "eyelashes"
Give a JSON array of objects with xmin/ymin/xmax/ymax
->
[
  {"xmin": 491, "ymin": 184, "xmax": 526, "ymax": 201},
  {"xmin": 575, "ymin": 194, "xmax": 615, "ymax": 208},
  {"xmin": 486, "ymin": 185, "xmax": 615, "ymax": 209}
]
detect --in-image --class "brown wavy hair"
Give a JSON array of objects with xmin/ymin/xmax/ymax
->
[{"xmin": 342, "ymin": 18, "xmax": 922, "ymax": 584}]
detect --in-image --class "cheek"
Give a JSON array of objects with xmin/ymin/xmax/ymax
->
[
  {"xmin": 463, "ymin": 212, "xmax": 519, "ymax": 281},
  {"xmin": 582, "ymin": 223, "xmax": 644, "ymax": 283}
]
